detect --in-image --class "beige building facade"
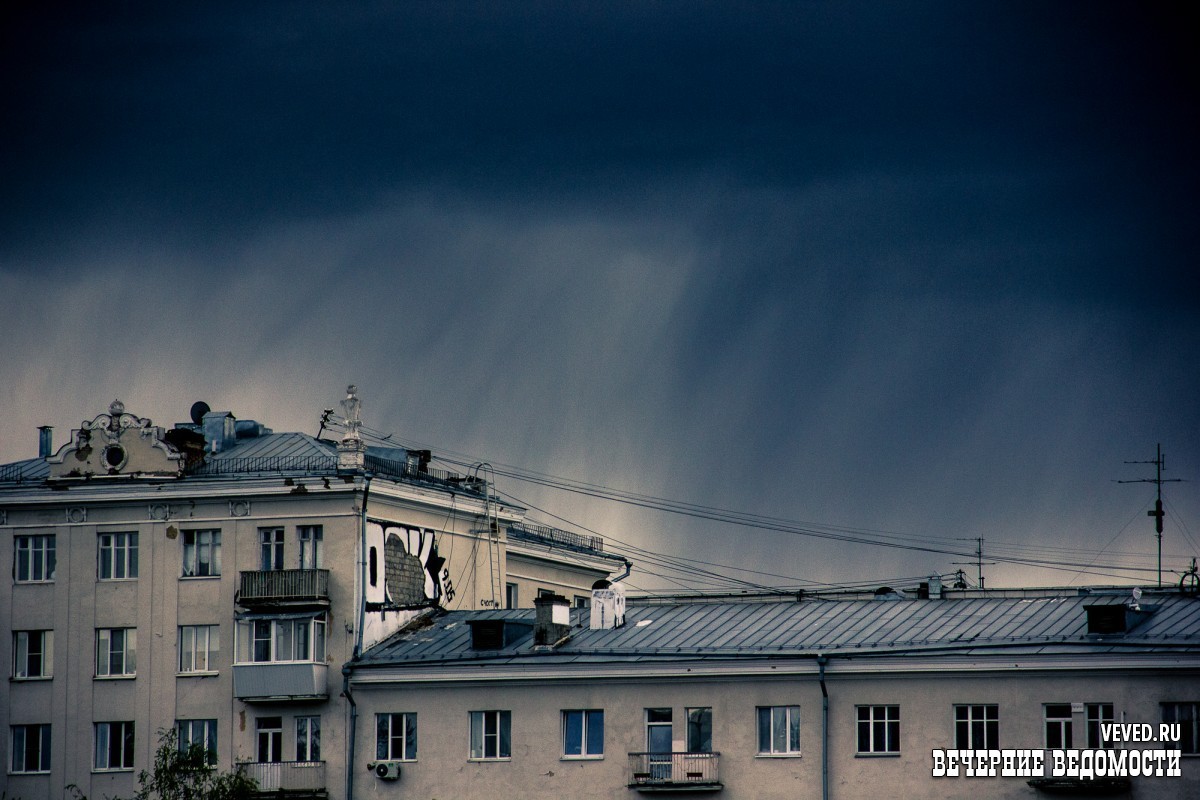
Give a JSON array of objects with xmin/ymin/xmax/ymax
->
[{"xmin": 1, "ymin": 393, "xmax": 625, "ymax": 799}]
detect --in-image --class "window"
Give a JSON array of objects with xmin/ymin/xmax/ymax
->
[
  {"xmin": 573, "ymin": 595, "xmax": 590, "ymax": 608},
  {"xmin": 177, "ymin": 719, "xmax": 217, "ymax": 766},
  {"xmin": 687, "ymin": 707, "xmax": 713, "ymax": 753},
  {"xmin": 259, "ymin": 528, "xmax": 284, "ymax": 571},
  {"xmin": 179, "ymin": 625, "xmax": 220, "ymax": 673},
  {"xmin": 96, "ymin": 628, "xmax": 136, "ymax": 677},
  {"xmin": 98, "ymin": 532, "xmax": 138, "ymax": 580},
  {"xmin": 95, "ymin": 721, "xmax": 135, "ymax": 771},
  {"xmin": 369, "ymin": 546, "xmax": 378, "ymax": 587},
  {"xmin": 1162, "ymin": 702, "xmax": 1199, "ymax": 755},
  {"xmin": 646, "ymin": 708, "xmax": 672, "ymax": 779},
  {"xmin": 856, "ymin": 705, "xmax": 900, "ymax": 754},
  {"xmin": 1044, "ymin": 704, "xmax": 1073, "ymax": 749},
  {"xmin": 757, "ymin": 706, "xmax": 801, "ymax": 755},
  {"xmin": 505, "ymin": 582, "xmax": 518, "ymax": 609},
  {"xmin": 237, "ymin": 615, "xmax": 326, "ymax": 663},
  {"xmin": 469, "ymin": 711, "xmax": 511, "ymax": 760},
  {"xmin": 182, "ymin": 530, "xmax": 221, "ymax": 577},
  {"xmin": 954, "ymin": 705, "xmax": 998, "ymax": 750},
  {"xmin": 1086, "ymin": 703, "xmax": 1114, "ymax": 749},
  {"xmin": 376, "ymin": 713, "xmax": 418, "ymax": 761},
  {"xmin": 14, "ymin": 535, "xmax": 55, "ymax": 582},
  {"xmin": 256, "ymin": 717, "xmax": 282, "ymax": 763},
  {"xmin": 562, "ymin": 710, "xmax": 604, "ymax": 758},
  {"xmin": 537, "ymin": 588, "xmax": 555, "ymax": 599},
  {"xmin": 296, "ymin": 717, "xmax": 321, "ymax": 762},
  {"xmin": 10, "ymin": 724, "xmax": 51, "ymax": 774},
  {"xmin": 299, "ymin": 526, "xmax": 323, "ymax": 569},
  {"xmin": 12, "ymin": 631, "xmax": 53, "ymax": 679}
]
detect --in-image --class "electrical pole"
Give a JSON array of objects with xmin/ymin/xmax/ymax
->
[{"xmin": 1119, "ymin": 443, "xmax": 1182, "ymax": 588}]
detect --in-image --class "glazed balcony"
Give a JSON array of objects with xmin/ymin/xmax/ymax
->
[
  {"xmin": 239, "ymin": 569, "xmax": 329, "ymax": 608},
  {"xmin": 628, "ymin": 752, "xmax": 722, "ymax": 792},
  {"xmin": 233, "ymin": 662, "xmax": 328, "ymax": 702}
]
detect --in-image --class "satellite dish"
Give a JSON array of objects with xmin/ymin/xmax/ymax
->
[{"xmin": 190, "ymin": 401, "xmax": 211, "ymax": 426}]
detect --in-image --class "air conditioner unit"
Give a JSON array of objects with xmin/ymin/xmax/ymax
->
[{"xmin": 367, "ymin": 760, "xmax": 402, "ymax": 780}]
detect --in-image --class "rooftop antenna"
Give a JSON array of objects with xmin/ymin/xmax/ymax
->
[
  {"xmin": 1118, "ymin": 443, "xmax": 1183, "ymax": 588},
  {"xmin": 953, "ymin": 537, "xmax": 995, "ymax": 588},
  {"xmin": 316, "ymin": 408, "xmax": 334, "ymax": 439}
]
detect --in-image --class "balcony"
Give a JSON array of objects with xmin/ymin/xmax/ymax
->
[
  {"xmin": 233, "ymin": 662, "xmax": 328, "ymax": 702},
  {"xmin": 238, "ymin": 761, "xmax": 327, "ymax": 797},
  {"xmin": 239, "ymin": 569, "xmax": 329, "ymax": 608},
  {"xmin": 628, "ymin": 752, "xmax": 722, "ymax": 792}
]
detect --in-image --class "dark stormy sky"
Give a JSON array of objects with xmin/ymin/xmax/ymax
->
[{"xmin": 2, "ymin": 2, "xmax": 1197, "ymax": 592}]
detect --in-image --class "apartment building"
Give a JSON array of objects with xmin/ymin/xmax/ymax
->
[
  {"xmin": 346, "ymin": 586, "xmax": 1200, "ymax": 800},
  {"xmin": 1, "ymin": 390, "xmax": 626, "ymax": 799}
]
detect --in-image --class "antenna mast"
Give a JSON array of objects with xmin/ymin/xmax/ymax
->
[
  {"xmin": 1118, "ymin": 443, "xmax": 1182, "ymax": 587},
  {"xmin": 953, "ymin": 537, "xmax": 995, "ymax": 588}
]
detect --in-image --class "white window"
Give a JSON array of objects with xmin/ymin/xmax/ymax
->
[
  {"xmin": 177, "ymin": 719, "xmax": 217, "ymax": 765},
  {"xmin": 856, "ymin": 705, "xmax": 900, "ymax": 754},
  {"xmin": 259, "ymin": 528, "xmax": 284, "ymax": 571},
  {"xmin": 954, "ymin": 704, "xmax": 998, "ymax": 749},
  {"xmin": 505, "ymin": 582, "xmax": 518, "ymax": 609},
  {"xmin": 296, "ymin": 716, "xmax": 321, "ymax": 762},
  {"xmin": 1044, "ymin": 704, "xmax": 1073, "ymax": 748},
  {"xmin": 1086, "ymin": 703, "xmax": 1114, "ymax": 748},
  {"xmin": 94, "ymin": 721, "xmax": 135, "ymax": 771},
  {"xmin": 562, "ymin": 710, "xmax": 603, "ymax": 758},
  {"xmin": 757, "ymin": 705, "xmax": 801, "ymax": 755},
  {"xmin": 469, "ymin": 710, "xmax": 511, "ymax": 760},
  {"xmin": 179, "ymin": 625, "xmax": 220, "ymax": 673},
  {"xmin": 1162, "ymin": 702, "xmax": 1199, "ymax": 755},
  {"xmin": 182, "ymin": 530, "xmax": 221, "ymax": 577},
  {"xmin": 14, "ymin": 535, "xmax": 55, "ymax": 582},
  {"xmin": 687, "ymin": 707, "xmax": 712, "ymax": 753},
  {"xmin": 376, "ymin": 713, "xmax": 417, "ymax": 761},
  {"xmin": 10, "ymin": 724, "xmax": 51, "ymax": 774},
  {"xmin": 96, "ymin": 628, "xmax": 137, "ymax": 677},
  {"xmin": 256, "ymin": 717, "xmax": 282, "ymax": 763},
  {"xmin": 98, "ymin": 532, "xmax": 138, "ymax": 580},
  {"xmin": 299, "ymin": 526, "xmax": 323, "ymax": 569},
  {"xmin": 237, "ymin": 616, "xmax": 326, "ymax": 663},
  {"xmin": 12, "ymin": 630, "xmax": 53, "ymax": 679}
]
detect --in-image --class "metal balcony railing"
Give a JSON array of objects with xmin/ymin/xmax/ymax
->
[
  {"xmin": 507, "ymin": 522, "xmax": 605, "ymax": 555},
  {"xmin": 237, "ymin": 760, "xmax": 326, "ymax": 794},
  {"xmin": 239, "ymin": 569, "xmax": 329, "ymax": 606},
  {"xmin": 628, "ymin": 752, "xmax": 722, "ymax": 791}
]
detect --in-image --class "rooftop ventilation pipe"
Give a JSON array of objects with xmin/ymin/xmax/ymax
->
[
  {"xmin": 590, "ymin": 579, "xmax": 627, "ymax": 630},
  {"xmin": 533, "ymin": 593, "xmax": 571, "ymax": 646}
]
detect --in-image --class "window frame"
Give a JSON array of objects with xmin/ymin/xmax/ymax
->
[
  {"xmin": 1086, "ymin": 703, "xmax": 1114, "ymax": 749},
  {"xmin": 1161, "ymin": 702, "xmax": 1199, "ymax": 755},
  {"xmin": 176, "ymin": 719, "xmax": 218, "ymax": 766},
  {"xmin": 686, "ymin": 707, "xmax": 713, "ymax": 754},
  {"xmin": 856, "ymin": 705, "xmax": 900, "ymax": 755},
  {"xmin": 14, "ymin": 535, "xmax": 56, "ymax": 583},
  {"xmin": 10, "ymin": 724, "xmax": 51, "ymax": 775},
  {"xmin": 561, "ymin": 709, "xmax": 604, "ymax": 760},
  {"xmin": 12, "ymin": 630, "xmax": 53, "ymax": 680},
  {"xmin": 469, "ymin": 710, "xmax": 512, "ymax": 761},
  {"xmin": 296, "ymin": 716, "xmax": 321, "ymax": 763},
  {"xmin": 236, "ymin": 615, "xmax": 326, "ymax": 664},
  {"xmin": 505, "ymin": 582, "xmax": 518, "ymax": 609},
  {"xmin": 298, "ymin": 525, "xmax": 323, "ymax": 569},
  {"xmin": 256, "ymin": 717, "xmax": 283, "ymax": 764},
  {"xmin": 376, "ymin": 712, "xmax": 418, "ymax": 761},
  {"xmin": 954, "ymin": 704, "xmax": 998, "ymax": 750},
  {"xmin": 94, "ymin": 721, "xmax": 135, "ymax": 772},
  {"xmin": 98, "ymin": 531, "xmax": 138, "ymax": 581},
  {"xmin": 1044, "ymin": 704, "xmax": 1074, "ymax": 749},
  {"xmin": 757, "ymin": 705, "xmax": 801, "ymax": 756},
  {"xmin": 181, "ymin": 529, "xmax": 221, "ymax": 578},
  {"xmin": 96, "ymin": 628, "xmax": 137, "ymax": 678},
  {"xmin": 178, "ymin": 625, "xmax": 220, "ymax": 674},
  {"xmin": 259, "ymin": 527, "xmax": 284, "ymax": 571}
]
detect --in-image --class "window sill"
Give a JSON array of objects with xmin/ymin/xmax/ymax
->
[
  {"xmin": 94, "ymin": 675, "xmax": 136, "ymax": 681},
  {"xmin": 13, "ymin": 581, "xmax": 55, "ymax": 586},
  {"xmin": 7, "ymin": 771, "xmax": 51, "ymax": 776},
  {"xmin": 98, "ymin": 577, "xmax": 139, "ymax": 583},
  {"xmin": 854, "ymin": 752, "xmax": 900, "ymax": 758},
  {"xmin": 467, "ymin": 758, "xmax": 512, "ymax": 763},
  {"xmin": 560, "ymin": 755, "xmax": 604, "ymax": 761},
  {"xmin": 92, "ymin": 768, "xmax": 134, "ymax": 774},
  {"xmin": 10, "ymin": 676, "xmax": 52, "ymax": 682},
  {"xmin": 755, "ymin": 752, "xmax": 802, "ymax": 759},
  {"xmin": 180, "ymin": 575, "xmax": 221, "ymax": 580},
  {"xmin": 177, "ymin": 671, "xmax": 219, "ymax": 677}
]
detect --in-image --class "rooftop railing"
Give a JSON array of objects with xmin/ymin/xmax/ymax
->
[{"xmin": 507, "ymin": 522, "xmax": 605, "ymax": 555}]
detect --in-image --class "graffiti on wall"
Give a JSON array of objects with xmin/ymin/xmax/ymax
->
[{"xmin": 367, "ymin": 521, "xmax": 448, "ymax": 608}]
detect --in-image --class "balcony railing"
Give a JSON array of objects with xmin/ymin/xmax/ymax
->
[
  {"xmin": 237, "ymin": 761, "xmax": 326, "ymax": 795},
  {"xmin": 233, "ymin": 662, "xmax": 328, "ymax": 701},
  {"xmin": 628, "ymin": 752, "xmax": 722, "ymax": 791},
  {"xmin": 239, "ymin": 569, "xmax": 329, "ymax": 606}
]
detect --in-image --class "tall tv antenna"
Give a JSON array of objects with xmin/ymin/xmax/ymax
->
[
  {"xmin": 953, "ymin": 537, "xmax": 996, "ymax": 588},
  {"xmin": 1118, "ymin": 443, "xmax": 1182, "ymax": 588}
]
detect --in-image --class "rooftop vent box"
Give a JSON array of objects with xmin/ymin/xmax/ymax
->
[
  {"xmin": 1085, "ymin": 603, "xmax": 1154, "ymax": 635},
  {"xmin": 468, "ymin": 620, "xmax": 532, "ymax": 650}
]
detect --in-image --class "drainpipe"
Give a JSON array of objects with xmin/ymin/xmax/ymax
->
[
  {"xmin": 613, "ymin": 557, "xmax": 633, "ymax": 582},
  {"xmin": 343, "ymin": 666, "xmax": 357, "ymax": 800},
  {"xmin": 818, "ymin": 654, "xmax": 829, "ymax": 800}
]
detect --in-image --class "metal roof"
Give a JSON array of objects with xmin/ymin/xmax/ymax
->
[{"xmin": 354, "ymin": 590, "xmax": 1200, "ymax": 669}]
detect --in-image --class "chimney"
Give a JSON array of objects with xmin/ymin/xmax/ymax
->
[
  {"xmin": 533, "ymin": 593, "xmax": 571, "ymax": 646},
  {"xmin": 589, "ymin": 579, "xmax": 626, "ymax": 630},
  {"xmin": 201, "ymin": 412, "xmax": 237, "ymax": 454},
  {"xmin": 38, "ymin": 426, "xmax": 53, "ymax": 458},
  {"xmin": 929, "ymin": 575, "xmax": 943, "ymax": 599}
]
